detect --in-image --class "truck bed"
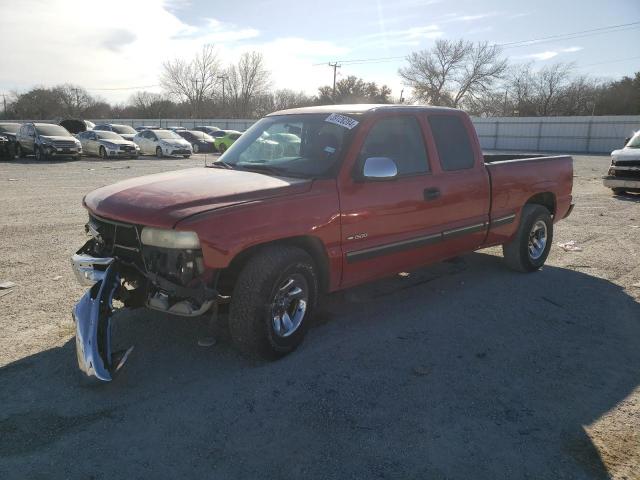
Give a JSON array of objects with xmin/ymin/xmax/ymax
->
[{"xmin": 484, "ymin": 153, "xmax": 556, "ymax": 163}]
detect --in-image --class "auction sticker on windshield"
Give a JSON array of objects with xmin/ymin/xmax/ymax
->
[{"xmin": 325, "ymin": 113, "xmax": 359, "ymax": 129}]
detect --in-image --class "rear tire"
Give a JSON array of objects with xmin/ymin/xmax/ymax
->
[
  {"xmin": 229, "ymin": 246, "xmax": 318, "ymax": 360},
  {"xmin": 612, "ymin": 188, "xmax": 626, "ymax": 196},
  {"xmin": 503, "ymin": 204, "xmax": 553, "ymax": 272}
]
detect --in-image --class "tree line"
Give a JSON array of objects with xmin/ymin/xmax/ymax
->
[{"xmin": 2, "ymin": 41, "xmax": 638, "ymax": 120}]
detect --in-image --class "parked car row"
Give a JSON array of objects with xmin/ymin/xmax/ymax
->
[{"xmin": 0, "ymin": 120, "xmax": 244, "ymax": 160}]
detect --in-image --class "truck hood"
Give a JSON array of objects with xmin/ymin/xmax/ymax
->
[
  {"xmin": 84, "ymin": 168, "xmax": 312, "ymax": 228},
  {"xmin": 612, "ymin": 148, "xmax": 640, "ymax": 163}
]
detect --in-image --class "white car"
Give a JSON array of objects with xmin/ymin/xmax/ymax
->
[
  {"xmin": 76, "ymin": 130, "xmax": 140, "ymax": 159},
  {"xmin": 603, "ymin": 131, "xmax": 640, "ymax": 195},
  {"xmin": 133, "ymin": 129, "xmax": 193, "ymax": 158}
]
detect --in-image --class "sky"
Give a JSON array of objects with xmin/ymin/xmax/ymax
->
[{"xmin": 0, "ymin": 0, "xmax": 638, "ymax": 104}]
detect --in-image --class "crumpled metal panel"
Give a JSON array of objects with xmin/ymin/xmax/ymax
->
[{"xmin": 73, "ymin": 264, "xmax": 120, "ymax": 382}]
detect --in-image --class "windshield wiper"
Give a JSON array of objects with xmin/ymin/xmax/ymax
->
[{"xmin": 209, "ymin": 159, "xmax": 234, "ymax": 169}]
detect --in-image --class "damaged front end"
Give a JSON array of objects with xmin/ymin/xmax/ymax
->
[{"xmin": 71, "ymin": 213, "xmax": 218, "ymax": 382}]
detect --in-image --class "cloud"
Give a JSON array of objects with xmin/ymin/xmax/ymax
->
[
  {"xmin": 101, "ymin": 29, "xmax": 137, "ymax": 52},
  {"xmin": 438, "ymin": 12, "xmax": 501, "ymax": 23},
  {"xmin": 0, "ymin": 0, "xmax": 348, "ymax": 102},
  {"xmin": 519, "ymin": 46, "xmax": 583, "ymax": 61},
  {"xmin": 359, "ymin": 25, "xmax": 444, "ymax": 49}
]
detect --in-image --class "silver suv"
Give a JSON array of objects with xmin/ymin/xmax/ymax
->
[{"xmin": 16, "ymin": 123, "xmax": 82, "ymax": 161}]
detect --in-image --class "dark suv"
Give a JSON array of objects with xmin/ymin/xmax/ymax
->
[{"xmin": 16, "ymin": 123, "xmax": 82, "ymax": 161}]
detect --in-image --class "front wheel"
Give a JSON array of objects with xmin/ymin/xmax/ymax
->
[
  {"xmin": 35, "ymin": 146, "xmax": 46, "ymax": 161},
  {"xmin": 16, "ymin": 144, "xmax": 25, "ymax": 159},
  {"xmin": 229, "ymin": 246, "xmax": 318, "ymax": 359},
  {"xmin": 218, "ymin": 143, "xmax": 227, "ymax": 153},
  {"xmin": 183, "ymin": 154, "xmax": 191, "ymax": 159},
  {"xmin": 156, "ymin": 146, "xmax": 163, "ymax": 158},
  {"xmin": 99, "ymin": 146, "xmax": 107, "ymax": 159},
  {"xmin": 502, "ymin": 204, "xmax": 553, "ymax": 272},
  {"xmin": 193, "ymin": 143, "xmax": 199, "ymax": 153},
  {"xmin": 612, "ymin": 188, "xmax": 626, "ymax": 196}
]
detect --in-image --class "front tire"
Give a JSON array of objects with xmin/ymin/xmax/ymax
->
[
  {"xmin": 99, "ymin": 146, "xmax": 107, "ymax": 159},
  {"xmin": 16, "ymin": 144, "xmax": 25, "ymax": 159},
  {"xmin": 193, "ymin": 143, "xmax": 199, "ymax": 153},
  {"xmin": 612, "ymin": 188, "xmax": 626, "ymax": 196},
  {"xmin": 156, "ymin": 146, "xmax": 163, "ymax": 158},
  {"xmin": 229, "ymin": 246, "xmax": 318, "ymax": 359},
  {"xmin": 503, "ymin": 204, "xmax": 553, "ymax": 272},
  {"xmin": 35, "ymin": 146, "xmax": 46, "ymax": 161}
]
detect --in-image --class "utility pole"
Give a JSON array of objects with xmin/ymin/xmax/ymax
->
[
  {"xmin": 217, "ymin": 75, "xmax": 228, "ymax": 106},
  {"xmin": 328, "ymin": 62, "xmax": 341, "ymax": 99},
  {"xmin": 194, "ymin": 79, "xmax": 200, "ymax": 119},
  {"xmin": 1, "ymin": 93, "xmax": 6, "ymax": 118}
]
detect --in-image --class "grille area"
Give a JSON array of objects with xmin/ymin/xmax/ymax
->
[
  {"xmin": 88, "ymin": 214, "xmax": 143, "ymax": 266},
  {"xmin": 53, "ymin": 140, "xmax": 77, "ymax": 148}
]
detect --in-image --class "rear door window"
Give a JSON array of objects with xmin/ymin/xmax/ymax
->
[
  {"xmin": 359, "ymin": 115, "xmax": 429, "ymax": 176},
  {"xmin": 428, "ymin": 115, "xmax": 475, "ymax": 171}
]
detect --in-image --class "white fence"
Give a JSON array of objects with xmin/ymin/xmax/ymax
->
[
  {"xmin": 13, "ymin": 115, "xmax": 640, "ymax": 154},
  {"xmin": 472, "ymin": 115, "xmax": 639, "ymax": 154}
]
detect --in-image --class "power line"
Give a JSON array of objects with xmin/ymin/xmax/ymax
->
[
  {"xmin": 313, "ymin": 21, "xmax": 640, "ymax": 66},
  {"xmin": 497, "ymin": 21, "xmax": 640, "ymax": 48}
]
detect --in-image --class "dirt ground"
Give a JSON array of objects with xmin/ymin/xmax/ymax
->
[{"xmin": 0, "ymin": 153, "xmax": 638, "ymax": 479}]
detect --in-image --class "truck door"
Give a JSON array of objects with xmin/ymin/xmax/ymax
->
[{"xmin": 338, "ymin": 111, "xmax": 490, "ymax": 288}]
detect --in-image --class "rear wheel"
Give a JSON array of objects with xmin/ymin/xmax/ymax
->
[
  {"xmin": 156, "ymin": 146, "xmax": 163, "ymax": 158},
  {"xmin": 503, "ymin": 204, "xmax": 553, "ymax": 272},
  {"xmin": 229, "ymin": 246, "xmax": 318, "ymax": 359}
]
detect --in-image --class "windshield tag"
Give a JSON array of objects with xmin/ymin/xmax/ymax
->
[{"xmin": 325, "ymin": 113, "xmax": 359, "ymax": 130}]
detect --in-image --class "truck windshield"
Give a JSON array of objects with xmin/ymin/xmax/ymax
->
[
  {"xmin": 626, "ymin": 132, "xmax": 640, "ymax": 148},
  {"xmin": 217, "ymin": 113, "xmax": 360, "ymax": 178}
]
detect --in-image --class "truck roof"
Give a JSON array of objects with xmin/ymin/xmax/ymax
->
[{"xmin": 267, "ymin": 103, "xmax": 459, "ymax": 116}]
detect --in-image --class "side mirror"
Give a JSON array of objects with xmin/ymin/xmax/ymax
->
[{"xmin": 362, "ymin": 157, "xmax": 398, "ymax": 181}]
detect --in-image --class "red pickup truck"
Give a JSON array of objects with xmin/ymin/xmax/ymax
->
[{"xmin": 71, "ymin": 104, "xmax": 574, "ymax": 381}]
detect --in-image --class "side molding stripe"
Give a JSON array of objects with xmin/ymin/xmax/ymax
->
[{"xmin": 345, "ymin": 213, "xmax": 517, "ymax": 263}]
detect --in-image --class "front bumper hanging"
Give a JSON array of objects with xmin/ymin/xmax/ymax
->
[{"xmin": 72, "ymin": 262, "xmax": 132, "ymax": 382}]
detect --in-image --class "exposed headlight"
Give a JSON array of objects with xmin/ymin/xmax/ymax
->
[{"xmin": 140, "ymin": 227, "xmax": 200, "ymax": 249}]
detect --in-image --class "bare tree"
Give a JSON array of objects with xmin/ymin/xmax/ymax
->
[
  {"xmin": 399, "ymin": 40, "xmax": 507, "ymax": 108},
  {"xmin": 226, "ymin": 52, "xmax": 271, "ymax": 118},
  {"xmin": 161, "ymin": 44, "xmax": 222, "ymax": 117},
  {"xmin": 54, "ymin": 84, "xmax": 95, "ymax": 117}
]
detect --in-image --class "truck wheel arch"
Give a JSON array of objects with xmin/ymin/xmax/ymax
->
[
  {"xmin": 525, "ymin": 192, "xmax": 556, "ymax": 217},
  {"xmin": 217, "ymin": 236, "xmax": 330, "ymax": 297}
]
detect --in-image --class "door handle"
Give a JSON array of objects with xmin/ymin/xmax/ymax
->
[{"xmin": 423, "ymin": 187, "xmax": 441, "ymax": 201}]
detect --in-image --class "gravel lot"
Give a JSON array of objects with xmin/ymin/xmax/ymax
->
[{"xmin": 0, "ymin": 153, "xmax": 639, "ymax": 479}]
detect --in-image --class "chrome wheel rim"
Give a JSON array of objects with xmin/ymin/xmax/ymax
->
[
  {"xmin": 271, "ymin": 274, "xmax": 308, "ymax": 338},
  {"xmin": 528, "ymin": 220, "xmax": 547, "ymax": 260}
]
